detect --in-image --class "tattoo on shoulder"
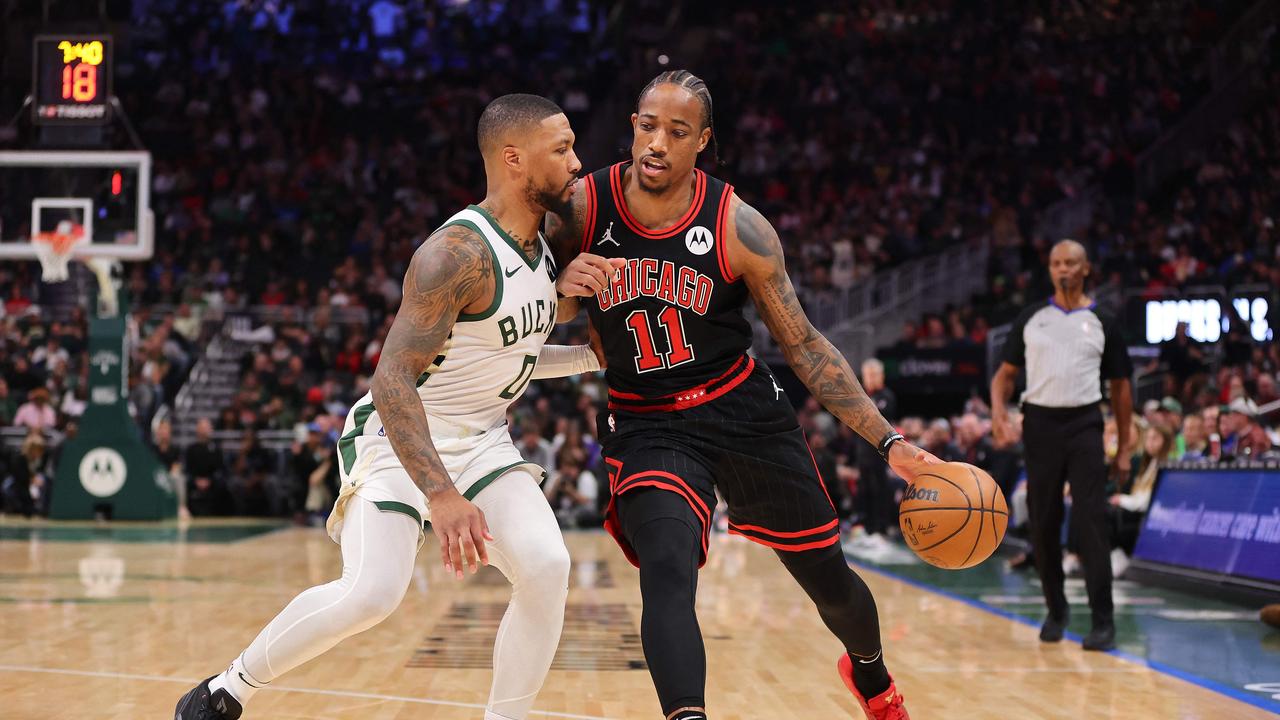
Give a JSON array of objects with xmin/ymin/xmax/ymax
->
[
  {"xmin": 734, "ymin": 200, "xmax": 781, "ymax": 259},
  {"xmin": 406, "ymin": 224, "xmax": 493, "ymax": 312}
]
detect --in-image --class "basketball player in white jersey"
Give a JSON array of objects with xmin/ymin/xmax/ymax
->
[{"xmin": 177, "ymin": 94, "xmax": 623, "ymax": 720}]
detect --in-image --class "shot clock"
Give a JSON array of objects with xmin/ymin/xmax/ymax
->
[{"xmin": 32, "ymin": 35, "xmax": 113, "ymax": 125}]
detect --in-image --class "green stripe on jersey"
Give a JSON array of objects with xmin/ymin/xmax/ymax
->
[
  {"xmin": 373, "ymin": 500, "xmax": 424, "ymax": 527},
  {"xmin": 469, "ymin": 204, "xmax": 543, "ymax": 270},
  {"xmin": 462, "ymin": 461, "xmax": 528, "ymax": 501},
  {"xmin": 339, "ymin": 403, "xmax": 376, "ymax": 475},
  {"xmin": 449, "ymin": 218, "xmax": 504, "ymax": 322},
  {"xmin": 416, "ymin": 350, "xmax": 448, "ymax": 387}
]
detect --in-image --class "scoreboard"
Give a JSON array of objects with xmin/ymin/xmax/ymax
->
[{"xmin": 32, "ymin": 35, "xmax": 113, "ymax": 125}]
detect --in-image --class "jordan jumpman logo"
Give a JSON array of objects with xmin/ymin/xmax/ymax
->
[{"xmin": 598, "ymin": 221, "xmax": 619, "ymax": 247}]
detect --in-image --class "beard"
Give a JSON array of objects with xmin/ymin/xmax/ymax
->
[{"xmin": 526, "ymin": 175, "xmax": 573, "ymax": 214}]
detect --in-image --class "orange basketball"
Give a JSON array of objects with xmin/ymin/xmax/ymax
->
[{"xmin": 898, "ymin": 462, "xmax": 1008, "ymax": 569}]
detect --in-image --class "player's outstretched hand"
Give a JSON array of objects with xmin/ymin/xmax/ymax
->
[
  {"xmin": 557, "ymin": 254, "xmax": 626, "ymax": 297},
  {"xmin": 429, "ymin": 490, "xmax": 494, "ymax": 579},
  {"xmin": 887, "ymin": 440, "xmax": 943, "ymax": 482}
]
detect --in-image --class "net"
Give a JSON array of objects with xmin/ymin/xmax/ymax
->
[{"xmin": 32, "ymin": 220, "xmax": 86, "ymax": 282}]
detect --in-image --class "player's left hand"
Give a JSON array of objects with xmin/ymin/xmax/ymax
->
[
  {"xmin": 887, "ymin": 440, "xmax": 943, "ymax": 481},
  {"xmin": 557, "ymin": 254, "xmax": 626, "ymax": 297}
]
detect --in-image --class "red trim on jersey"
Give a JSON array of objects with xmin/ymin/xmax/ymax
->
[
  {"xmin": 727, "ymin": 517, "xmax": 839, "ymax": 539},
  {"xmin": 609, "ymin": 162, "xmax": 708, "ymax": 239},
  {"xmin": 614, "ymin": 470, "xmax": 711, "ymax": 521},
  {"xmin": 803, "ymin": 431, "xmax": 837, "ymax": 511},
  {"xmin": 727, "ymin": 526, "xmax": 841, "ymax": 552},
  {"xmin": 604, "ymin": 470, "xmax": 712, "ymax": 568},
  {"xmin": 579, "ymin": 174, "xmax": 598, "ymax": 254},
  {"xmin": 607, "ymin": 355, "xmax": 754, "ymax": 412},
  {"xmin": 604, "ymin": 456, "xmax": 624, "ymax": 491},
  {"xmin": 714, "ymin": 183, "xmax": 739, "ymax": 283}
]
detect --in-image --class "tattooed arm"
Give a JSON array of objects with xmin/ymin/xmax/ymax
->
[
  {"xmin": 545, "ymin": 181, "xmax": 623, "ymax": 322},
  {"xmin": 726, "ymin": 196, "xmax": 938, "ymax": 471},
  {"xmin": 370, "ymin": 224, "xmax": 494, "ymax": 577}
]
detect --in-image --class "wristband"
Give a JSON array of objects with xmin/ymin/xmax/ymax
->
[{"xmin": 877, "ymin": 431, "xmax": 905, "ymax": 462}]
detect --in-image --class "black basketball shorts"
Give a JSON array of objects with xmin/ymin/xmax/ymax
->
[{"xmin": 599, "ymin": 355, "xmax": 840, "ymax": 567}]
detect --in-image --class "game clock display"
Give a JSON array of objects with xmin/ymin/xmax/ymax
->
[{"xmin": 32, "ymin": 35, "xmax": 112, "ymax": 125}]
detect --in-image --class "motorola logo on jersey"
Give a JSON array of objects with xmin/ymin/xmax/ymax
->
[
  {"xmin": 684, "ymin": 225, "xmax": 713, "ymax": 255},
  {"xmin": 597, "ymin": 258, "xmax": 714, "ymax": 316}
]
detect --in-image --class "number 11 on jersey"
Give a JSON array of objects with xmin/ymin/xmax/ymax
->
[{"xmin": 625, "ymin": 307, "xmax": 694, "ymax": 373}]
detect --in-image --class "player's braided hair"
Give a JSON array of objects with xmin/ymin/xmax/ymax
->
[{"xmin": 637, "ymin": 69, "xmax": 720, "ymax": 164}]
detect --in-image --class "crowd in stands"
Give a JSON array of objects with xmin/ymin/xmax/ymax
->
[
  {"xmin": 695, "ymin": 0, "xmax": 1257, "ymax": 307},
  {"xmin": 2, "ymin": 1, "xmax": 1277, "ymax": 538}
]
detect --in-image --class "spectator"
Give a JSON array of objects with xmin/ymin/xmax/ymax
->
[
  {"xmin": 1149, "ymin": 323, "xmax": 1207, "ymax": 403},
  {"xmin": 291, "ymin": 422, "xmax": 337, "ymax": 524},
  {"xmin": 231, "ymin": 429, "xmax": 274, "ymax": 516},
  {"xmin": 852, "ymin": 359, "xmax": 899, "ymax": 543},
  {"xmin": 922, "ymin": 418, "xmax": 962, "ymax": 462},
  {"xmin": 151, "ymin": 418, "xmax": 182, "ymax": 473},
  {"xmin": 1, "ymin": 429, "xmax": 53, "ymax": 517},
  {"xmin": 1179, "ymin": 414, "xmax": 1210, "ymax": 460},
  {"xmin": 1219, "ymin": 398, "xmax": 1273, "ymax": 460},
  {"xmin": 184, "ymin": 418, "xmax": 228, "ymax": 516},
  {"xmin": 808, "ymin": 431, "xmax": 846, "ymax": 519},
  {"xmin": 544, "ymin": 450, "xmax": 599, "ymax": 529},
  {"xmin": 954, "ymin": 413, "xmax": 992, "ymax": 467},
  {"xmin": 1155, "ymin": 397, "xmax": 1184, "ymax": 457},
  {"xmin": 1110, "ymin": 424, "xmax": 1174, "ymax": 564},
  {"xmin": 516, "ymin": 426, "xmax": 556, "ymax": 474},
  {"xmin": 12, "ymin": 387, "xmax": 57, "ymax": 431}
]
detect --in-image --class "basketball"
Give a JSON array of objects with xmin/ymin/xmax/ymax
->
[{"xmin": 899, "ymin": 462, "xmax": 1008, "ymax": 570}]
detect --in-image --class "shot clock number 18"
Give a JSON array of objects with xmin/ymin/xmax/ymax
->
[{"xmin": 32, "ymin": 35, "xmax": 113, "ymax": 125}]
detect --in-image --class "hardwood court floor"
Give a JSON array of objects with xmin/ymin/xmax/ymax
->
[{"xmin": 0, "ymin": 519, "xmax": 1272, "ymax": 719}]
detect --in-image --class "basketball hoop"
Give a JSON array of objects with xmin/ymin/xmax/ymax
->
[{"xmin": 32, "ymin": 220, "xmax": 86, "ymax": 283}]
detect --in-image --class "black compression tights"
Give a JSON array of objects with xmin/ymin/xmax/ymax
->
[
  {"xmin": 621, "ymin": 489, "xmax": 890, "ymax": 716},
  {"xmin": 621, "ymin": 490, "xmax": 707, "ymax": 715},
  {"xmin": 777, "ymin": 543, "xmax": 891, "ymax": 698}
]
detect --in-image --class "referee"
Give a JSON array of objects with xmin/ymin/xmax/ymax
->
[{"xmin": 991, "ymin": 239, "xmax": 1133, "ymax": 652}]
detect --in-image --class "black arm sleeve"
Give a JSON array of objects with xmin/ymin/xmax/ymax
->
[{"xmin": 1099, "ymin": 310, "xmax": 1134, "ymax": 379}]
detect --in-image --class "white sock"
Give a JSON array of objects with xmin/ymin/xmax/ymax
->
[
  {"xmin": 208, "ymin": 654, "xmax": 268, "ymax": 704},
  {"xmin": 475, "ymin": 471, "xmax": 571, "ymax": 720}
]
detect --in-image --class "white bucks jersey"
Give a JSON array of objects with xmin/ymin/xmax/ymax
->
[{"xmin": 412, "ymin": 205, "xmax": 558, "ymax": 434}]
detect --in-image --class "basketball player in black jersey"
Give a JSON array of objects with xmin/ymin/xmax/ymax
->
[{"xmin": 547, "ymin": 71, "xmax": 939, "ymax": 720}]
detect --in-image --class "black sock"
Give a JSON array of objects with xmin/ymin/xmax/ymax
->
[{"xmin": 849, "ymin": 649, "xmax": 891, "ymax": 699}]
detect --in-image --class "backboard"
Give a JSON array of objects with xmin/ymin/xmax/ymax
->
[{"xmin": 0, "ymin": 150, "xmax": 153, "ymax": 262}]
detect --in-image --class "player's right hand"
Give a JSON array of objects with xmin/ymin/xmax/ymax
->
[
  {"xmin": 428, "ymin": 490, "xmax": 493, "ymax": 579},
  {"xmin": 557, "ymin": 254, "xmax": 626, "ymax": 297}
]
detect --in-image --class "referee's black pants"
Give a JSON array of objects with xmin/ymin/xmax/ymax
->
[{"xmin": 1022, "ymin": 403, "xmax": 1114, "ymax": 625}]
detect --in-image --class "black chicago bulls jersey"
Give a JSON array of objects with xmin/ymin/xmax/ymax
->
[{"xmin": 579, "ymin": 162, "xmax": 751, "ymax": 400}]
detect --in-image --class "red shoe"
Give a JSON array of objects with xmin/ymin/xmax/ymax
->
[{"xmin": 837, "ymin": 654, "xmax": 910, "ymax": 720}]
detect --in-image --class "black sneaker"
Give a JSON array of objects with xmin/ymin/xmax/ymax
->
[
  {"xmin": 175, "ymin": 675, "xmax": 242, "ymax": 719},
  {"xmin": 1082, "ymin": 622, "xmax": 1116, "ymax": 652},
  {"xmin": 1039, "ymin": 613, "xmax": 1068, "ymax": 643}
]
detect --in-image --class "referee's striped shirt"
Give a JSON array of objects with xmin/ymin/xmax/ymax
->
[{"xmin": 1003, "ymin": 299, "xmax": 1133, "ymax": 408}]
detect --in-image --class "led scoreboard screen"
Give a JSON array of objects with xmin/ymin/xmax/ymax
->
[{"xmin": 32, "ymin": 35, "xmax": 113, "ymax": 125}]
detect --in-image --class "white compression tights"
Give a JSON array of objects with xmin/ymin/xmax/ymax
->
[{"xmin": 212, "ymin": 470, "xmax": 569, "ymax": 720}]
